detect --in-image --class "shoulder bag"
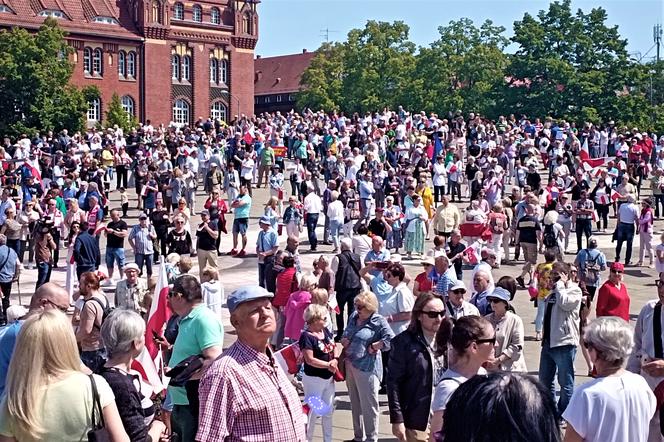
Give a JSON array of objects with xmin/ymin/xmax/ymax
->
[{"xmin": 87, "ymin": 375, "xmax": 110, "ymax": 442}]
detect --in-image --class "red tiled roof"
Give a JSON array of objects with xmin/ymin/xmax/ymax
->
[
  {"xmin": 0, "ymin": 0, "xmax": 141, "ymax": 40},
  {"xmin": 254, "ymin": 51, "xmax": 315, "ymax": 95}
]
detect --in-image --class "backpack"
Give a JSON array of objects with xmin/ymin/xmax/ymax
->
[
  {"xmin": 490, "ymin": 216, "xmax": 505, "ymax": 234},
  {"xmin": 84, "ymin": 296, "xmax": 113, "ymax": 329},
  {"xmin": 543, "ymin": 224, "xmax": 557, "ymax": 248},
  {"xmin": 583, "ymin": 249, "xmax": 601, "ymax": 282}
]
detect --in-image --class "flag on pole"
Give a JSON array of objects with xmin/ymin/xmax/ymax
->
[
  {"xmin": 25, "ymin": 160, "xmax": 43, "ymax": 187},
  {"xmin": 274, "ymin": 343, "xmax": 301, "ymax": 376},
  {"xmin": 131, "ymin": 261, "xmax": 171, "ymax": 393},
  {"xmin": 462, "ymin": 241, "xmax": 482, "ymax": 266}
]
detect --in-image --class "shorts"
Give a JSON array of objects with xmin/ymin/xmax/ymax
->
[
  {"xmin": 105, "ymin": 247, "xmax": 126, "ymax": 270},
  {"xmin": 233, "ymin": 218, "xmax": 249, "ymax": 235}
]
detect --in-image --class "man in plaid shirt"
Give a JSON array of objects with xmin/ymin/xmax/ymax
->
[{"xmin": 197, "ymin": 286, "xmax": 306, "ymax": 442}]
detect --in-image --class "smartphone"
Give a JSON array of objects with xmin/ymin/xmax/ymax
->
[{"xmin": 374, "ymin": 261, "xmax": 390, "ymax": 270}]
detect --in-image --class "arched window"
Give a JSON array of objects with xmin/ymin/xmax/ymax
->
[
  {"xmin": 121, "ymin": 95, "xmax": 135, "ymax": 116},
  {"xmin": 117, "ymin": 51, "xmax": 126, "ymax": 77},
  {"xmin": 171, "ymin": 55, "xmax": 180, "ymax": 80},
  {"xmin": 173, "ymin": 2, "xmax": 183, "ymax": 20},
  {"xmin": 127, "ymin": 51, "xmax": 136, "ymax": 78},
  {"xmin": 221, "ymin": 59, "xmax": 228, "ymax": 84},
  {"xmin": 92, "ymin": 48, "xmax": 103, "ymax": 75},
  {"xmin": 87, "ymin": 98, "xmax": 100, "ymax": 121},
  {"xmin": 192, "ymin": 4, "xmax": 202, "ymax": 22},
  {"xmin": 242, "ymin": 13, "xmax": 252, "ymax": 34},
  {"xmin": 210, "ymin": 7, "xmax": 220, "ymax": 24},
  {"xmin": 210, "ymin": 101, "xmax": 227, "ymax": 122},
  {"xmin": 182, "ymin": 55, "xmax": 191, "ymax": 81},
  {"xmin": 173, "ymin": 99, "xmax": 190, "ymax": 125},
  {"xmin": 209, "ymin": 58, "xmax": 218, "ymax": 83},
  {"xmin": 152, "ymin": 1, "xmax": 162, "ymax": 24},
  {"xmin": 83, "ymin": 47, "xmax": 92, "ymax": 74}
]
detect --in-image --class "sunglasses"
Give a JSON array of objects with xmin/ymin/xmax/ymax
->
[
  {"xmin": 451, "ymin": 289, "xmax": 466, "ymax": 295},
  {"xmin": 421, "ymin": 310, "xmax": 445, "ymax": 319},
  {"xmin": 475, "ymin": 336, "xmax": 497, "ymax": 346},
  {"xmin": 44, "ymin": 298, "xmax": 69, "ymax": 313}
]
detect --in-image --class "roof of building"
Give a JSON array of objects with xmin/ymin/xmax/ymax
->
[
  {"xmin": 0, "ymin": 0, "xmax": 141, "ymax": 40},
  {"xmin": 254, "ymin": 50, "xmax": 315, "ymax": 95}
]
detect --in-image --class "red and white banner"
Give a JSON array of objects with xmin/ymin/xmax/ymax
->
[
  {"xmin": 462, "ymin": 241, "xmax": 482, "ymax": 266},
  {"xmin": 131, "ymin": 262, "xmax": 171, "ymax": 393},
  {"xmin": 274, "ymin": 343, "xmax": 301, "ymax": 376}
]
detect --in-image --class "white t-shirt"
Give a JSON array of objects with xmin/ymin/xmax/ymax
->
[
  {"xmin": 379, "ymin": 283, "xmax": 415, "ymax": 335},
  {"xmin": 431, "ymin": 367, "xmax": 487, "ymax": 412},
  {"xmin": 562, "ymin": 371, "xmax": 655, "ymax": 442}
]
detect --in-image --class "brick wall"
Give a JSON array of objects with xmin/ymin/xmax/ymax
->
[
  {"xmin": 230, "ymin": 48, "xmax": 255, "ymax": 118},
  {"xmin": 143, "ymin": 40, "xmax": 173, "ymax": 125}
]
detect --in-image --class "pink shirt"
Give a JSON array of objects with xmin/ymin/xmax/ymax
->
[{"xmin": 283, "ymin": 290, "xmax": 312, "ymax": 340}]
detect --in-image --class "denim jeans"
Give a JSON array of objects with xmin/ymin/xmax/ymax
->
[
  {"xmin": 329, "ymin": 219, "xmax": 343, "ymax": 250},
  {"xmin": 306, "ymin": 213, "xmax": 319, "ymax": 250},
  {"xmin": 105, "ymin": 247, "xmax": 126, "ymax": 276},
  {"xmin": 135, "ymin": 253, "xmax": 153, "ymax": 278},
  {"xmin": 539, "ymin": 342, "xmax": 576, "ymax": 417},
  {"xmin": 615, "ymin": 222, "xmax": 635, "ymax": 264},
  {"xmin": 35, "ymin": 261, "xmax": 52, "ymax": 289},
  {"xmin": 575, "ymin": 218, "xmax": 592, "ymax": 252}
]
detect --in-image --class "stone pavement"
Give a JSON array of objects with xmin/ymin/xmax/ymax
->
[{"xmin": 5, "ymin": 184, "xmax": 661, "ymax": 442}]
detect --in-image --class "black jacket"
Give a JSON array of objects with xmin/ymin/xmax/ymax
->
[
  {"xmin": 387, "ymin": 328, "xmax": 445, "ymax": 431},
  {"xmin": 334, "ymin": 250, "xmax": 362, "ymax": 299}
]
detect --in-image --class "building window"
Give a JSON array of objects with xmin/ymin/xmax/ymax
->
[
  {"xmin": 173, "ymin": 99, "xmax": 190, "ymax": 125},
  {"xmin": 182, "ymin": 55, "xmax": 191, "ymax": 81},
  {"xmin": 265, "ymin": 96, "xmax": 271, "ymax": 104},
  {"xmin": 210, "ymin": 7, "xmax": 220, "ymax": 24},
  {"xmin": 93, "ymin": 16, "xmax": 118, "ymax": 24},
  {"xmin": 242, "ymin": 13, "xmax": 252, "ymax": 34},
  {"xmin": 288, "ymin": 94, "xmax": 295, "ymax": 101},
  {"xmin": 209, "ymin": 58, "xmax": 218, "ymax": 83},
  {"xmin": 210, "ymin": 101, "xmax": 227, "ymax": 121},
  {"xmin": 87, "ymin": 98, "xmax": 100, "ymax": 121},
  {"xmin": 276, "ymin": 95, "xmax": 282, "ymax": 103},
  {"xmin": 118, "ymin": 51, "xmax": 126, "ymax": 77},
  {"xmin": 83, "ymin": 47, "xmax": 92, "ymax": 74},
  {"xmin": 171, "ymin": 55, "xmax": 180, "ymax": 80},
  {"xmin": 0, "ymin": 5, "xmax": 14, "ymax": 13},
  {"xmin": 121, "ymin": 96, "xmax": 135, "ymax": 116},
  {"xmin": 221, "ymin": 59, "xmax": 228, "ymax": 84},
  {"xmin": 173, "ymin": 2, "xmax": 184, "ymax": 20},
  {"xmin": 152, "ymin": 2, "xmax": 162, "ymax": 24},
  {"xmin": 38, "ymin": 9, "xmax": 65, "ymax": 18},
  {"xmin": 127, "ymin": 52, "xmax": 136, "ymax": 78},
  {"xmin": 92, "ymin": 48, "xmax": 103, "ymax": 75},
  {"xmin": 192, "ymin": 5, "xmax": 202, "ymax": 22}
]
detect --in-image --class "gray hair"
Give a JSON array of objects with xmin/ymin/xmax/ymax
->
[
  {"xmin": 340, "ymin": 238, "xmax": 352, "ymax": 251},
  {"xmin": 101, "ymin": 309, "xmax": 146, "ymax": 358},
  {"xmin": 303, "ymin": 303, "xmax": 328, "ymax": 324},
  {"xmin": 584, "ymin": 316, "xmax": 633, "ymax": 367},
  {"xmin": 543, "ymin": 210, "xmax": 559, "ymax": 226}
]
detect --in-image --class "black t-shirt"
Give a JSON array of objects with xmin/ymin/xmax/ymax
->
[
  {"xmin": 447, "ymin": 241, "xmax": 466, "ymax": 273},
  {"xmin": 298, "ymin": 328, "xmax": 335, "ymax": 379},
  {"xmin": 367, "ymin": 218, "xmax": 387, "ymax": 240},
  {"xmin": 516, "ymin": 215, "xmax": 541, "ymax": 244},
  {"xmin": 167, "ymin": 229, "xmax": 192, "ymax": 255},
  {"xmin": 196, "ymin": 220, "xmax": 218, "ymax": 251},
  {"xmin": 106, "ymin": 220, "xmax": 128, "ymax": 249}
]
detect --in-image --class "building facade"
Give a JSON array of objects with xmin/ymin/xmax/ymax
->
[
  {"xmin": 254, "ymin": 50, "xmax": 314, "ymax": 115},
  {"xmin": 0, "ymin": 0, "xmax": 258, "ymax": 126}
]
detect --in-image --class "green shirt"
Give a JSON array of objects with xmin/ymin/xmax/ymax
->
[
  {"xmin": 260, "ymin": 146, "xmax": 275, "ymax": 166},
  {"xmin": 168, "ymin": 304, "xmax": 223, "ymax": 405}
]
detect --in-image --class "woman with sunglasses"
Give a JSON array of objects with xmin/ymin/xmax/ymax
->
[
  {"xmin": 429, "ymin": 315, "xmax": 494, "ymax": 441},
  {"xmin": 387, "ymin": 293, "xmax": 447, "ymax": 441},
  {"xmin": 484, "ymin": 287, "xmax": 527, "ymax": 373}
]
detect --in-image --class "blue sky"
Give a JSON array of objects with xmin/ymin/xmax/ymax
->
[{"xmin": 256, "ymin": 0, "xmax": 664, "ymax": 61}]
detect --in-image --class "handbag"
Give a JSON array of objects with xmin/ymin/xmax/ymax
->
[{"xmin": 87, "ymin": 375, "xmax": 110, "ymax": 442}]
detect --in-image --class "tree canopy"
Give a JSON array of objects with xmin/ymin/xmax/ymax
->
[
  {"xmin": 298, "ymin": 0, "xmax": 664, "ymax": 132},
  {"xmin": 0, "ymin": 18, "xmax": 94, "ymax": 136}
]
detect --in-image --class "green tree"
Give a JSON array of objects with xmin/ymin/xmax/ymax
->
[
  {"xmin": 104, "ymin": 93, "xmax": 138, "ymax": 133},
  {"xmin": 0, "ymin": 18, "xmax": 90, "ymax": 136},
  {"xmin": 297, "ymin": 42, "xmax": 345, "ymax": 111}
]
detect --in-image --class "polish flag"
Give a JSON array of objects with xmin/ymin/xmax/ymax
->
[
  {"xmin": 274, "ymin": 343, "xmax": 301, "ymax": 376},
  {"xmin": 26, "ymin": 160, "xmax": 43, "ymax": 187},
  {"xmin": 463, "ymin": 241, "xmax": 482, "ymax": 266},
  {"xmin": 598, "ymin": 193, "xmax": 611, "ymax": 205},
  {"xmin": 131, "ymin": 262, "xmax": 171, "ymax": 393},
  {"xmin": 579, "ymin": 138, "xmax": 612, "ymax": 168},
  {"xmin": 610, "ymin": 189, "xmax": 621, "ymax": 202}
]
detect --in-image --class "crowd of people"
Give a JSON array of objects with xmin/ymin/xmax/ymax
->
[{"xmin": 0, "ymin": 109, "xmax": 662, "ymax": 441}]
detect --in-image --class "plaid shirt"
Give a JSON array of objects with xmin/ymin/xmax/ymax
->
[{"xmin": 196, "ymin": 340, "xmax": 306, "ymax": 442}]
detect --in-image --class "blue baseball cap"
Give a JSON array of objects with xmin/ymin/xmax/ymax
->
[{"xmin": 227, "ymin": 286, "xmax": 273, "ymax": 313}]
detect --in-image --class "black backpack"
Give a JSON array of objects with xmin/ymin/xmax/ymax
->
[
  {"xmin": 543, "ymin": 224, "xmax": 557, "ymax": 248},
  {"xmin": 84, "ymin": 296, "xmax": 113, "ymax": 329}
]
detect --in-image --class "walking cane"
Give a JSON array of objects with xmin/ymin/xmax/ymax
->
[{"xmin": 15, "ymin": 272, "xmax": 21, "ymax": 306}]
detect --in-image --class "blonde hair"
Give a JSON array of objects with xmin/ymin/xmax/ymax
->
[
  {"xmin": 303, "ymin": 303, "xmax": 328, "ymax": 324},
  {"xmin": 178, "ymin": 255, "xmax": 193, "ymax": 273},
  {"xmin": 354, "ymin": 290, "xmax": 379, "ymax": 314},
  {"xmin": 311, "ymin": 288, "xmax": 329, "ymax": 305},
  {"xmin": 202, "ymin": 266, "xmax": 219, "ymax": 281},
  {"xmin": 4, "ymin": 310, "xmax": 81, "ymax": 439},
  {"xmin": 299, "ymin": 273, "xmax": 318, "ymax": 293}
]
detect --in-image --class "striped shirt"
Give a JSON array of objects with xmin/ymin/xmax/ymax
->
[{"xmin": 129, "ymin": 224, "xmax": 155, "ymax": 255}]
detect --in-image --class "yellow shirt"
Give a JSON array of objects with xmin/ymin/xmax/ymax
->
[
  {"xmin": 101, "ymin": 149, "xmax": 114, "ymax": 167},
  {"xmin": 418, "ymin": 187, "xmax": 434, "ymax": 217}
]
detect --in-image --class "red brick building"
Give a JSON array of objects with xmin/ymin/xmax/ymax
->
[
  {"xmin": 0, "ymin": 0, "xmax": 258, "ymax": 126},
  {"xmin": 254, "ymin": 49, "xmax": 314, "ymax": 114}
]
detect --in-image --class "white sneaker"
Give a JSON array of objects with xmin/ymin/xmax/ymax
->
[{"xmin": 102, "ymin": 279, "xmax": 113, "ymax": 287}]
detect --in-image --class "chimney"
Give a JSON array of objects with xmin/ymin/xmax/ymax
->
[
  {"xmin": 302, "ymin": 49, "xmax": 307, "ymax": 53},
  {"xmin": 255, "ymin": 70, "xmax": 263, "ymax": 82},
  {"xmin": 256, "ymin": 55, "xmax": 261, "ymax": 59}
]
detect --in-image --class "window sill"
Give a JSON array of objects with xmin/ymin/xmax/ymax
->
[
  {"xmin": 119, "ymin": 77, "xmax": 137, "ymax": 82},
  {"xmin": 84, "ymin": 74, "xmax": 103, "ymax": 79}
]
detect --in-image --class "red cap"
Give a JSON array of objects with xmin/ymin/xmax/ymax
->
[{"xmin": 610, "ymin": 262, "xmax": 624, "ymax": 272}]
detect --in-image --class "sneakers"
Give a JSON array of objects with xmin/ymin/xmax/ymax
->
[
  {"xmin": 516, "ymin": 276, "xmax": 525, "ymax": 288},
  {"xmin": 229, "ymin": 249, "xmax": 238, "ymax": 256},
  {"xmin": 237, "ymin": 249, "xmax": 246, "ymax": 257}
]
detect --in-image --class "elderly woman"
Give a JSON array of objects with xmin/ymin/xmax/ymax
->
[
  {"xmin": 0, "ymin": 310, "xmax": 129, "ymax": 441},
  {"xmin": 542, "ymin": 210, "xmax": 565, "ymax": 261},
  {"xmin": 564, "ymin": 317, "xmax": 655, "ymax": 442},
  {"xmin": 387, "ymin": 293, "xmax": 447, "ymax": 441},
  {"xmin": 100, "ymin": 310, "xmax": 166, "ymax": 441},
  {"xmin": 484, "ymin": 287, "xmax": 527, "ymax": 372},
  {"xmin": 299, "ymin": 304, "xmax": 337, "ymax": 442},
  {"xmin": 342, "ymin": 291, "xmax": 395, "ymax": 442},
  {"xmin": 284, "ymin": 273, "xmax": 318, "ymax": 342},
  {"xmin": 383, "ymin": 196, "xmax": 403, "ymax": 253},
  {"xmin": 404, "ymin": 194, "xmax": 428, "ymax": 259}
]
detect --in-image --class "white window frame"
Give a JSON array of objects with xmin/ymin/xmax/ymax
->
[
  {"xmin": 93, "ymin": 16, "xmax": 118, "ymax": 24},
  {"xmin": 118, "ymin": 51, "xmax": 126, "ymax": 77},
  {"xmin": 87, "ymin": 98, "xmax": 100, "ymax": 121},
  {"xmin": 173, "ymin": 99, "xmax": 190, "ymax": 126},
  {"xmin": 92, "ymin": 48, "xmax": 103, "ymax": 76},
  {"xmin": 173, "ymin": 2, "xmax": 184, "ymax": 20},
  {"xmin": 209, "ymin": 58, "xmax": 219, "ymax": 83},
  {"xmin": 210, "ymin": 101, "xmax": 227, "ymax": 121},
  {"xmin": 39, "ymin": 9, "xmax": 64, "ymax": 18},
  {"xmin": 182, "ymin": 55, "xmax": 191, "ymax": 81},
  {"xmin": 220, "ymin": 59, "xmax": 228, "ymax": 84},
  {"xmin": 210, "ymin": 7, "xmax": 220, "ymax": 24},
  {"xmin": 121, "ymin": 96, "xmax": 135, "ymax": 117},
  {"xmin": 172, "ymin": 55, "xmax": 180, "ymax": 80},
  {"xmin": 83, "ymin": 47, "xmax": 92, "ymax": 74},
  {"xmin": 127, "ymin": 52, "xmax": 136, "ymax": 78},
  {"xmin": 192, "ymin": 5, "xmax": 202, "ymax": 22}
]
